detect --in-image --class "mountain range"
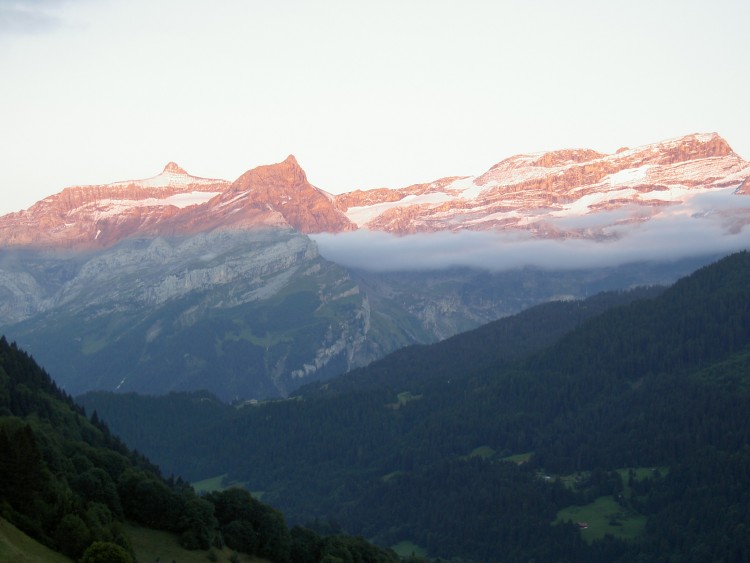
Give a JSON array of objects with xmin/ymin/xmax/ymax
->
[
  {"xmin": 1, "ymin": 132, "xmax": 748, "ymax": 248},
  {"xmin": 0, "ymin": 132, "xmax": 748, "ymax": 400}
]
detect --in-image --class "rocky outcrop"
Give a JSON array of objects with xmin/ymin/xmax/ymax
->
[{"xmin": 210, "ymin": 155, "xmax": 355, "ymax": 234}]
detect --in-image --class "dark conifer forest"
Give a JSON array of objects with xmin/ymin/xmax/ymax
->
[
  {"xmin": 80, "ymin": 251, "xmax": 750, "ymax": 562},
  {"xmin": 0, "ymin": 337, "xmax": 399, "ymax": 562}
]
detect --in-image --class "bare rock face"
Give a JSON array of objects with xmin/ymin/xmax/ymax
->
[{"xmin": 213, "ymin": 155, "xmax": 356, "ymax": 234}]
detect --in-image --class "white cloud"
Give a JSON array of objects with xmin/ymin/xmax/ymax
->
[{"xmin": 312, "ymin": 191, "xmax": 750, "ymax": 272}]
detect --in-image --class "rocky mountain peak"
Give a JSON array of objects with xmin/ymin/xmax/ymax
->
[
  {"xmin": 232, "ymin": 155, "xmax": 308, "ymax": 188},
  {"xmin": 221, "ymin": 156, "xmax": 355, "ymax": 234},
  {"xmin": 162, "ymin": 162, "xmax": 188, "ymax": 175}
]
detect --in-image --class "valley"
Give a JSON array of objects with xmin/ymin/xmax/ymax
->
[
  {"xmin": 80, "ymin": 251, "xmax": 750, "ymax": 561},
  {"xmin": 3, "ymin": 0, "xmax": 749, "ymax": 559},
  {"xmin": 1, "ymin": 132, "xmax": 749, "ymax": 561}
]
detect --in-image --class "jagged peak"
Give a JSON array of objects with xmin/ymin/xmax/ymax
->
[
  {"xmin": 277, "ymin": 154, "xmax": 305, "ymax": 175},
  {"xmin": 162, "ymin": 162, "xmax": 188, "ymax": 175},
  {"xmin": 233, "ymin": 155, "xmax": 308, "ymax": 187}
]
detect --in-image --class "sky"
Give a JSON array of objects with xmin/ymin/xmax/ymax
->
[{"xmin": 0, "ymin": 0, "xmax": 749, "ymax": 218}]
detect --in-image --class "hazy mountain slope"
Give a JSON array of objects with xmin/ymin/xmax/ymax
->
[
  {"xmin": 2, "ymin": 230, "xmax": 379, "ymax": 400},
  {"xmin": 298, "ymin": 285, "xmax": 665, "ymax": 397},
  {"xmin": 78, "ymin": 284, "xmax": 661, "ymax": 469},
  {"xmin": 3, "ymin": 226, "xmax": 714, "ymax": 401}
]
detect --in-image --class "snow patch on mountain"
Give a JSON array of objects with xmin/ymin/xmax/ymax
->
[
  {"xmin": 607, "ymin": 166, "xmax": 650, "ymax": 186},
  {"xmin": 347, "ymin": 192, "xmax": 454, "ymax": 227},
  {"xmin": 111, "ymin": 166, "xmax": 223, "ymax": 189},
  {"xmin": 89, "ymin": 192, "xmax": 221, "ymax": 219},
  {"xmin": 551, "ymin": 188, "xmax": 638, "ymax": 218}
]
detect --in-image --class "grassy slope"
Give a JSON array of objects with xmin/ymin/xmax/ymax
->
[
  {"xmin": 123, "ymin": 522, "xmax": 268, "ymax": 563},
  {"xmin": 0, "ymin": 494, "xmax": 272, "ymax": 563},
  {"xmin": 555, "ymin": 496, "xmax": 646, "ymax": 543},
  {"xmin": 0, "ymin": 518, "xmax": 73, "ymax": 563},
  {"xmin": 390, "ymin": 540, "xmax": 429, "ymax": 558},
  {"xmin": 554, "ymin": 467, "xmax": 669, "ymax": 543}
]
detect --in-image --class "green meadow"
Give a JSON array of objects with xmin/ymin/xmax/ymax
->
[
  {"xmin": 390, "ymin": 540, "xmax": 429, "ymax": 558},
  {"xmin": 0, "ymin": 518, "xmax": 73, "ymax": 563},
  {"xmin": 124, "ymin": 522, "xmax": 267, "ymax": 563},
  {"xmin": 555, "ymin": 496, "xmax": 646, "ymax": 543},
  {"xmin": 555, "ymin": 466, "xmax": 668, "ymax": 543}
]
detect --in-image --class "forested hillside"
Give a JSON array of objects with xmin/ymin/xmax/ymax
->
[
  {"xmin": 79, "ymin": 285, "xmax": 661, "ymax": 470},
  {"xmin": 0, "ymin": 337, "xmax": 400, "ymax": 563},
  {"xmin": 81, "ymin": 252, "xmax": 750, "ymax": 562}
]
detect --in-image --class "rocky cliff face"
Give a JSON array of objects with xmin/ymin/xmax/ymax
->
[{"xmin": 3, "ymin": 229, "xmax": 381, "ymax": 399}]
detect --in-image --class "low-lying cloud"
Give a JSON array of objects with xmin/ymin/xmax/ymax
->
[{"xmin": 311, "ymin": 190, "xmax": 750, "ymax": 272}]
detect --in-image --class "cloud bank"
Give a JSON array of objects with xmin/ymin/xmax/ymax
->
[{"xmin": 311, "ymin": 190, "xmax": 750, "ymax": 272}]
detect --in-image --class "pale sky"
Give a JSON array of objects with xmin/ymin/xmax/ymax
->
[{"xmin": 1, "ymin": 0, "xmax": 748, "ymax": 216}]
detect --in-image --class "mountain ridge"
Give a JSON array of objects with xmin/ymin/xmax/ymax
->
[{"xmin": 1, "ymin": 132, "xmax": 748, "ymax": 249}]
